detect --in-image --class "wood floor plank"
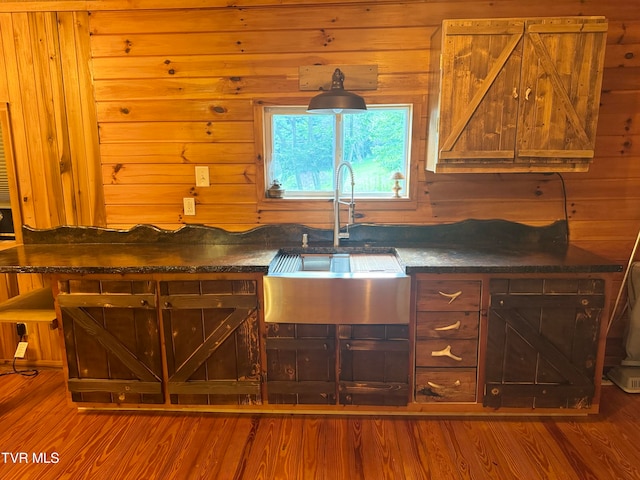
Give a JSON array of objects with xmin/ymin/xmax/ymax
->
[
  {"xmin": 485, "ymin": 420, "xmax": 582, "ymax": 479},
  {"xmin": 2, "ymin": 370, "xmax": 640, "ymax": 479},
  {"xmin": 390, "ymin": 420, "xmax": 431, "ymax": 480}
]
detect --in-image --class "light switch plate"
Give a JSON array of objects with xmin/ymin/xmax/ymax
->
[
  {"xmin": 183, "ymin": 197, "xmax": 196, "ymax": 215},
  {"xmin": 195, "ymin": 166, "xmax": 210, "ymax": 187}
]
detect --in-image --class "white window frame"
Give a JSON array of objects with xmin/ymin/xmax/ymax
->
[{"xmin": 263, "ymin": 104, "xmax": 413, "ymax": 199}]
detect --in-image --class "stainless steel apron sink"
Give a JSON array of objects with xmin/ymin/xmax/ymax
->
[{"xmin": 263, "ymin": 250, "xmax": 410, "ymax": 325}]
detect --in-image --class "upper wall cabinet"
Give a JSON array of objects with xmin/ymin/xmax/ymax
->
[{"xmin": 426, "ymin": 17, "xmax": 608, "ymax": 173}]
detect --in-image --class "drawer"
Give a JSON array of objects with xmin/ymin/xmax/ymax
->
[
  {"xmin": 415, "ymin": 368, "xmax": 477, "ymax": 403},
  {"xmin": 416, "ymin": 280, "xmax": 481, "ymax": 312},
  {"xmin": 416, "ymin": 311, "xmax": 479, "ymax": 339},
  {"xmin": 416, "ymin": 339, "xmax": 478, "ymax": 367}
]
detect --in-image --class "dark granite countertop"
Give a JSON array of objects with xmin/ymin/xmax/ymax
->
[
  {"xmin": 395, "ymin": 245, "xmax": 621, "ymax": 274},
  {"xmin": 0, "ymin": 243, "xmax": 279, "ymax": 274},
  {"xmin": 0, "ymin": 221, "xmax": 623, "ymax": 275}
]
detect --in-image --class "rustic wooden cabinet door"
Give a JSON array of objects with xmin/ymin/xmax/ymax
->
[
  {"xmin": 265, "ymin": 323, "xmax": 409, "ymax": 406},
  {"xmin": 57, "ymin": 278, "xmax": 163, "ymax": 405},
  {"xmin": 266, "ymin": 323, "xmax": 336, "ymax": 405},
  {"xmin": 161, "ymin": 279, "xmax": 261, "ymax": 406},
  {"xmin": 427, "ymin": 17, "xmax": 607, "ymax": 173},
  {"xmin": 339, "ymin": 325, "xmax": 409, "ymax": 406},
  {"xmin": 485, "ymin": 278, "xmax": 605, "ymax": 409}
]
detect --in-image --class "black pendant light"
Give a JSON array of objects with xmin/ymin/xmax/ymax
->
[{"xmin": 307, "ymin": 68, "xmax": 367, "ymax": 114}]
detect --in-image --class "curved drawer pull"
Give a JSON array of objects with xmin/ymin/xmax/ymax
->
[
  {"xmin": 438, "ymin": 290, "xmax": 462, "ymax": 304},
  {"xmin": 431, "ymin": 345, "xmax": 462, "ymax": 362},
  {"xmin": 524, "ymin": 87, "xmax": 532, "ymax": 101},
  {"xmin": 427, "ymin": 379, "xmax": 462, "ymax": 389},
  {"xmin": 434, "ymin": 320, "xmax": 461, "ymax": 331}
]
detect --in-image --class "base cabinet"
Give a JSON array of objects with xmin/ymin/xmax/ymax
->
[
  {"xmin": 339, "ymin": 324, "xmax": 409, "ymax": 406},
  {"xmin": 266, "ymin": 323, "xmax": 337, "ymax": 405},
  {"xmin": 485, "ymin": 278, "xmax": 605, "ymax": 409},
  {"xmin": 55, "ymin": 272, "xmax": 611, "ymax": 415},
  {"xmin": 414, "ymin": 279, "xmax": 481, "ymax": 403},
  {"xmin": 266, "ymin": 323, "xmax": 409, "ymax": 406},
  {"xmin": 57, "ymin": 278, "xmax": 164, "ymax": 405},
  {"xmin": 56, "ymin": 274, "xmax": 262, "ymax": 408},
  {"xmin": 161, "ymin": 279, "xmax": 261, "ymax": 406}
]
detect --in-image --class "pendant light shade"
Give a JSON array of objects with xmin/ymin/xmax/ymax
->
[{"xmin": 307, "ymin": 68, "xmax": 367, "ymax": 114}]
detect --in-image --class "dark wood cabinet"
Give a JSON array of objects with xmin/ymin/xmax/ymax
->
[
  {"xmin": 339, "ymin": 324, "xmax": 409, "ymax": 406},
  {"xmin": 54, "ymin": 271, "xmax": 612, "ymax": 415},
  {"xmin": 57, "ymin": 274, "xmax": 262, "ymax": 407},
  {"xmin": 266, "ymin": 323, "xmax": 409, "ymax": 406},
  {"xmin": 266, "ymin": 323, "xmax": 336, "ymax": 405},
  {"xmin": 57, "ymin": 277, "xmax": 164, "ymax": 405},
  {"xmin": 484, "ymin": 278, "xmax": 605, "ymax": 409},
  {"xmin": 414, "ymin": 278, "xmax": 481, "ymax": 403},
  {"xmin": 161, "ymin": 279, "xmax": 261, "ymax": 406}
]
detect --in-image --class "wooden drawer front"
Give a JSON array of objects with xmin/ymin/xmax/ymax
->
[
  {"xmin": 415, "ymin": 368, "xmax": 477, "ymax": 403},
  {"xmin": 416, "ymin": 311, "xmax": 479, "ymax": 340},
  {"xmin": 416, "ymin": 339, "xmax": 478, "ymax": 367},
  {"xmin": 416, "ymin": 280, "xmax": 481, "ymax": 311}
]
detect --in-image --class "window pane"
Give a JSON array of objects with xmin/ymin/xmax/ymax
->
[
  {"xmin": 270, "ymin": 114, "xmax": 335, "ymax": 193},
  {"xmin": 265, "ymin": 105, "xmax": 411, "ymax": 198},
  {"xmin": 342, "ymin": 108, "xmax": 408, "ymax": 195}
]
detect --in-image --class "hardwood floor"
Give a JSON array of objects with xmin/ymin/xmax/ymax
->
[{"xmin": 1, "ymin": 369, "xmax": 640, "ymax": 479}]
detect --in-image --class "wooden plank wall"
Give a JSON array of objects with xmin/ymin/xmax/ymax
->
[{"xmin": 0, "ymin": 0, "xmax": 638, "ymax": 366}]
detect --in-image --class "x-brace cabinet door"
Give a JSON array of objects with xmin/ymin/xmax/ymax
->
[
  {"xmin": 161, "ymin": 279, "xmax": 261, "ymax": 406},
  {"xmin": 437, "ymin": 18, "xmax": 524, "ymax": 164},
  {"xmin": 485, "ymin": 278, "xmax": 604, "ymax": 409},
  {"xmin": 57, "ymin": 278, "xmax": 163, "ymax": 404},
  {"xmin": 516, "ymin": 18, "xmax": 608, "ymax": 164}
]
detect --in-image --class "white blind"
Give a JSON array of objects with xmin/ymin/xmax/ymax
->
[{"xmin": 0, "ymin": 121, "xmax": 10, "ymax": 208}]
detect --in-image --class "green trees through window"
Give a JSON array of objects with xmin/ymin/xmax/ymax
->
[{"xmin": 265, "ymin": 105, "xmax": 411, "ymax": 198}]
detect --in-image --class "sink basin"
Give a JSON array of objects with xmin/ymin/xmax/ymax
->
[
  {"xmin": 264, "ymin": 250, "xmax": 410, "ymax": 325},
  {"xmin": 269, "ymin": 251, "xmax": 406, "ymax": 275},
  {"xmin": 299, "ymin": 253, "xmax": 350, "ymax": 272}
]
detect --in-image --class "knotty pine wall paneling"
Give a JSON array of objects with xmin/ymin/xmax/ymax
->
[
  {"xmin": 0, "ymin": 11, "xmax": 102, "ymax": 364},
  {"xmin": 0, "ymin": 0, "xmax": 638, "ymax": 366},
  {"xmin": 0, "ymin": 11, "xmax": 104, "ymax": 229}
]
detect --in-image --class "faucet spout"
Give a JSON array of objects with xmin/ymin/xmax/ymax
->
[{"xmin": 333, "ymin": 161, "xmax": 355, "ymax": 247}]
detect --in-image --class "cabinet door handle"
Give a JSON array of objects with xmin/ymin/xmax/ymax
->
[
  {"xmin": 427, "ymin": 379, "xmax": 462, "ymax": 389},
  {"xmin": 438, "ymin": 290, "xmax": 462, "ymax": 304},
  {"xmin": 525, "ymin": 87, "xmax": 532, "ymax": 101},
  {"xmin": 434, "ymin": 320, "xmax": 461, "ymax": 331},
  {"xmin": 431, "ymin": 345, "xmax": 462, "ymax": 361},
  {"xmin": 512, "ymin": 87, "xmax": 518, "ymax": 99}
]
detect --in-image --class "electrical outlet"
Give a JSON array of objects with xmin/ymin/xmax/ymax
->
[
  {"xmin": 183, "ymin": 197, "xmax": 196, "ymax": 216},
  {"xmin": 16, "ymin": 322, "xmax": 27, "ymax": 337},
  {"xmin": 14, "ymin": 341, "xmax": 28, "ymax": 359},
  {"xmin": 195, "ymin": 166, "xmax": 210, "ymax": 187}
]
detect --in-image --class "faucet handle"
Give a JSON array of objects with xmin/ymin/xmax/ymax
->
[{"xmin": 348, "ymin": 203, "xmax": 356, "ymax": 225}]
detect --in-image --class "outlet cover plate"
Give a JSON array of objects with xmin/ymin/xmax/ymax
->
[
  {"xmin": 183, "ymin": 197, "xmax": 196, "ymax": 216},
  {"xmin": 195, "ymin": 166, "xmax": 210, "ymax": 187}
]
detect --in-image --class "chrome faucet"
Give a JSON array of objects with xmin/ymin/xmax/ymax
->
[{"xmin": 333, "ymin": 161, "xmax": 355, "ymax": 247}]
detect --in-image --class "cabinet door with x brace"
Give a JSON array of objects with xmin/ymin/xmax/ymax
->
[
  {"xmin": 485, "ymin": 277, "xmax": 605, "ymax": 410},
  {"xmin": 58, "ymin": 277, "xmax": 163, "ymax": 405}
]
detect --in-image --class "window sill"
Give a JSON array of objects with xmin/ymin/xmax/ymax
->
[{"xmin": 258, "ymin": 197, "xmax": 418, "ymax": 211}]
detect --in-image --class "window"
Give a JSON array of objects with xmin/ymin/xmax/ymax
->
[
  {"xmin": 0, "ymin": 106, "xmax": 17, "ymax": 240},
  {"xmin": 263, "ymin": 105, "xmax": 412, "ymax": 199}
]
